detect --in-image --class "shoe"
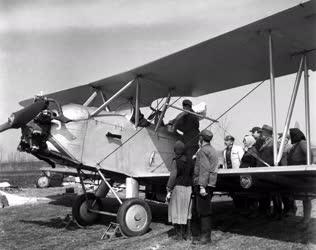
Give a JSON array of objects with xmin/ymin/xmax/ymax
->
[
  {"xmin": 180, "ymin": 225, "xmax": 187, "ymax": 240},
  {"xmin": 191, "ymin": 236, "xmax": 200, "ymax": 245},
  {"xmin": 200, "ymin": 233, "xmax": 211, "ymax": 245}
]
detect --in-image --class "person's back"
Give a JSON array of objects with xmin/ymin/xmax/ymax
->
[
  {"xmin": 288, "ymin": 140, "xmax": 308, "ymax": 165},
  {"xmin": 287, "ymin": 127, "xmax": 315, "ymax": 165},
  {"xmin": 174, "ymin": 156, "xmax": 193, "ymax": 187},
  {"xmin": 175, "ymin": 112, "xmax": 199, "ymax": 144},
  {"xmin": 166, "ymin": 141, "xmax": 193, "ymax": 240}
]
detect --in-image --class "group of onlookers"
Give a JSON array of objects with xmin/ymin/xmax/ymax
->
[
  {"xmin": 221, "ymin": 124, "xmax": 314, "ymax": 223},
  {"xmin": 165, "ymin": 99, "xmax": 313, "ymax": 245}
]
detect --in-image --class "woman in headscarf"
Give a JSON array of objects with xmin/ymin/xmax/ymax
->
[
  {"xmin": 240, "ymin": 135, "xmax": 258, "ymax": 168},
  {"xmin": 288, "ymin": 128, "xmax": 314, "ymax": 225},
  {"xmin": 166, "ymin": 140, "xmax": 193, "ymax": 240}
]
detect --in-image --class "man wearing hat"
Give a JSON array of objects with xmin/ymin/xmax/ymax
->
[
  {"xmin": 191, "ymin": 129, "xmax": 218, "ymax": 245},
  {"xmin": 257, "ymin": 124, "xmax": 274, "ymax": 166},
  {"xmin": 257, "ymin": 124, "xmax": 274, "ymax": 216},
  {"xmin": 168, "ymin": 99, "xmax": 200, "ymax": 159},
  {"xmin": 223, "ymin": 135, "xmax": 244, "ymax": 169}
]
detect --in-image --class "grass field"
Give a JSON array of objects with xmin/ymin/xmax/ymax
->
[{"xmin": 0, "ymin": 187, "xmax": 315, "ymax": 250}]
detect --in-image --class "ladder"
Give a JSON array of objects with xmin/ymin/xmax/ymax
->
[{"xmin": 101, "ymin": 222, "xmax": 127, "ymax": 240}]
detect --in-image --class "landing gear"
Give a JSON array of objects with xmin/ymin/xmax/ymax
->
[
  {"xmin": 72, "ymin": 169, "xmax": 152, "ymax": 236},
  {"xmin": 72, "ymin": 193, "xmax": 102, "ymax": 226},
  {"xmin": 117, "ymin": 198, "xmax": 152, "ymax": 236}
]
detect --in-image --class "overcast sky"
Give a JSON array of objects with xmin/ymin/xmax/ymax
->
[{"xmin": 0, "ymin": 0, "xmax": 315, "ymax": 158}]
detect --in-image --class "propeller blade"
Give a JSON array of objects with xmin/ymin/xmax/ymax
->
[
  {"xmin": 10, "ymin": 99, "xmax": 47, "ymax": 129},
  {"xmin": 0, "ymin": 121, "xmax": 11, "ymax": 133},
  {"xmin": 0, "ymin": 99, "xmax": 47, "ymax": 133}
]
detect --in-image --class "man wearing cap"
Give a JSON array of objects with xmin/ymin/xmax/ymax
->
[
  {"xmin": 191, "ymin": 129, "xmax": 218, "ymax": 245},
  {"xmin": 168, "ymin": 99, "xmax": 200, "ymax": 159},
  {"xmin": 223, "ymin": 135, "xmax": 244, "ymax": 169}
]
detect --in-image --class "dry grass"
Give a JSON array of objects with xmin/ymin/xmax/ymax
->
[{"xmin": 0, "ymin": 187, "xmax": 315, "ymax": 250}]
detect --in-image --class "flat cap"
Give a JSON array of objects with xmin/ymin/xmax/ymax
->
[
  {"xmin": 249, "ymin": 126, "xmax": 262, "ymax": 133},
  {"xmin": 224, "ymin": 135, "xmax": 235, "ymax": 141},
  {"xmin": 182, "ymin": 99, "xmax": 192, "ymax": 107},
  {"xmin": 200, "ymin": 129, "xmax": 213, "ymax": 141}
]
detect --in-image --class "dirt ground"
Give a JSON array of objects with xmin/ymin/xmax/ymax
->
[{"xmin": 0, "ymin": 186, "xmax": 315, "ymax": 250}]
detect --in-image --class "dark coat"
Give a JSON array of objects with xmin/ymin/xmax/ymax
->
[
  {"xmin": 288, "ymin": 128, "xmax": 313, "ymax": 165},
  {"xmin": 172, "ymin": 110, "xmax": 200, "ymax": 147},
  {"xmin": 240, "ymin": 147, "xmax": 258, "ymax": 168},
  {"xmin": 166, "ymin": 155, "xmax": 193, "ymax": 191},
  {"xmin": 257, "ymin": 137, "xmax": 274, "ymax": 166}
]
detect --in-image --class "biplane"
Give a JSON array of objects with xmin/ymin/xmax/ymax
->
[{"xmin": 0, "ymin": 1, "xmax": 316, "ymax": 236}]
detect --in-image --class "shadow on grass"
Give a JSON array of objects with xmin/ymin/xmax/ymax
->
[
  {"xmin": 20, "ymin": 214, "xmax": 116, "ymax": 231},
  {"xmin": 42, "ymin": 192, "xmax": 316, "ymax": 244},
  {"xmin": 211, "ymin": 200, "xmax": 316, "ymax": 245}
]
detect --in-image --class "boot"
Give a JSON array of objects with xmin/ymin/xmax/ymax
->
[
  {"xmin": 200, "ymin": 216, "xmax": 212, "ymax": 244},
  {"xmin": 180, "ymin": 225, "xmax": 187, "ymax": 240},
  {"xmin": 200, "ymin": 232, "xmax": 211, "ymax": 245},
  {"xmin": 302, "ymin": 199, "xmax": 312, "ymax": 225},
  {"xmin": 191, "ymin": 236, "xmax": 200, "ymax": 245},
  {"xmin": 172, "ymin": 224, "xmax": 182, "ymax": 240}
]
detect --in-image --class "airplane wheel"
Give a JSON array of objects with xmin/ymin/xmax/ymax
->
[
  {"xmin": 117, "ymin": 198, "xmax": 152, "ymax": 237},
  {"xmin": 72, "ymin": 193, "xmax": 102, "ymax": 226},
  {"xmin": 36, "ymin": 176, "xmax": 50, "ymax": 188}
]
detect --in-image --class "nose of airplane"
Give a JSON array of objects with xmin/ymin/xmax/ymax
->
[{"xmin": 0, "ymin": 99, "xmax": 48, "ymax": 133}]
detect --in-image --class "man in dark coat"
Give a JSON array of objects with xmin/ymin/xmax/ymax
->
[
  {"xmin": 169, "ymin": 99, "xmax": 200, "ymax": 160},
  {"xmin": 256, "ymin": 125, "xmax": 276, "ymax": 216},
  {"xmin": 191, "ymin": 129, "xmax": 218, "ymax": 245}
]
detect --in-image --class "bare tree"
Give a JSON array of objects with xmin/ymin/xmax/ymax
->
[{"xmin": 216, "ymin": 116, "xmax": 231, "ymax": 139}]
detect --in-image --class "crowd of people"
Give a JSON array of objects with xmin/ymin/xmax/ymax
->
[{"xmin": 165, "ymin": 99, "xmax": 314, "ymax": 245}]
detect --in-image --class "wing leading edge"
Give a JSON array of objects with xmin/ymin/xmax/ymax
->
[{"xmin": 20, "ymin": 1, "xmax": 316, "ymax": 107}]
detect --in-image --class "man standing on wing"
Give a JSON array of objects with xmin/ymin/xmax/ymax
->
[
  {"xmin": 168, "ymin": 99, "xmax": 200, "ymax": 160},
  {"xmin": 191, "ymin": 129, "xmax": 219, "ymax": 245}
]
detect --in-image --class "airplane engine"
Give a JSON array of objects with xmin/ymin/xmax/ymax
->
[{"xmin": 18, "ymin": 109, "xmax": 54, "ymax": 153}]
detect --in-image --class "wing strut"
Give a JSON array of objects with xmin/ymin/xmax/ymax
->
[
  {"xmin": 155, "ymin": 92, "xmax": 171, "ymax": 132},
  {"xmin": 304, "ymin": 55, "xmax": 312, "ymax": 165},
  {"xmin": 268, "ymin": 31, "xmax": 278, "ymax": 166},
  {"xmin": 91, "ymin": 79, "xmax": 136, "ymax": 117},
  {"xmin": 83, "ymin": 91, "xmax": 98, "ymax": 106},
  {"xmin": 135, "ymin": 79, "xmax": 140, "ymax": 128},
  {"xmin": 276, "ymin": 56, "xmax": 304, "ymax": 164}
]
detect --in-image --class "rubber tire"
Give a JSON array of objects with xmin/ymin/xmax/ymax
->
[
  {"xmin": 36, "ymin": 176, "xmax": 50, "ymax": 188},
  {"xmin": 117, "ymin": 198, "xmax": 152, "ymax": 237},
  {"xmin": 72, "ymin": 193, "xmax": 102, "ymax": 226}
]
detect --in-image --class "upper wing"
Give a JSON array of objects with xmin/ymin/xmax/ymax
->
[{"xmin": 21, "ymin": 1, "xmax": 316, "ymax": 107}]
